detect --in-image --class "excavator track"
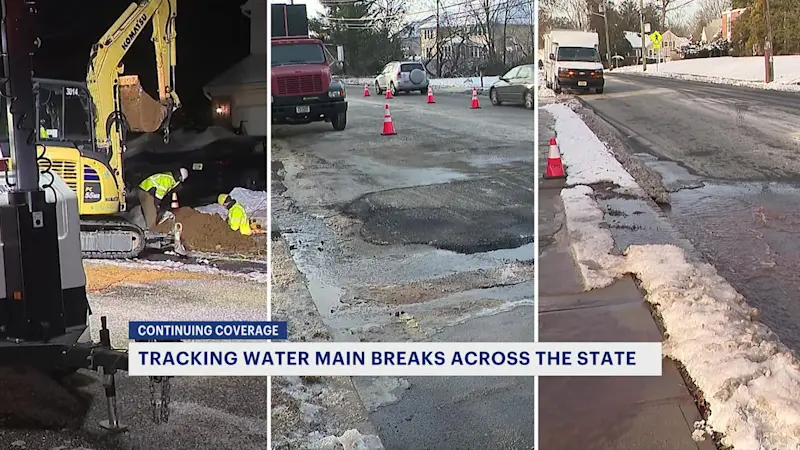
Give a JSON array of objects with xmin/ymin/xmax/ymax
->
[{"xmin": 80, "ymin": 218, "xmax": 146, "ymax": 260}]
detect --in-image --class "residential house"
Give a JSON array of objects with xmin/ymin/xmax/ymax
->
[
  {"xmin": 701, "ymin": 18, "xmax": 722, "ymax": 43},
  {"xmin": 624, "ymin": 31, "xmax": 654, "ymax": 61},
  {"xmin": 203, "ymin": 0, "xmax": 266, "ymax": 137},
  {"xmin": 396, "ymin": 15, "xmax": 435, "ymax": 60},
  {"xmin": 661, "ymin": 30, "xmax": 691, "ymax": 60},
  {"xmin": 721, "ymin": 8, "xmax": 746, "ymax": 41},
  {"xmin": 417, "ymin": 4, "xmax": 532, "ymax": 76}
]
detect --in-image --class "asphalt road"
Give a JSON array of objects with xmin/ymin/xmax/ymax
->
[
  {"xmin": 581, "ymin": 73, "xmax": 800, "ymax": 353},
  {"xmin": 272, "ymin": 90, "xmax": 535, "ymax": 449}
]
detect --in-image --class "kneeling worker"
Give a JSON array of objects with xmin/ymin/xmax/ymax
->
[
  {"xmin": 138, "ymin": 168, "xmax": 190, "ymax": 229},
  {"xmin": 218, "ymin": 193, "xmax": 252, "ymax": 235}
]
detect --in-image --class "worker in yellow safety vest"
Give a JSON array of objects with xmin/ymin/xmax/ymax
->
[
  {"xmin": 138, "ymin": 168, "xmax": 189, "ymax": 229},
  {"xmin": 218, "ymin": 193, "xmax": 252, "ymax": 235}
]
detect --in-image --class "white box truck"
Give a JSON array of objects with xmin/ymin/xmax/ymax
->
[{"xmin": 543, "ymin": 30, "xmax": 605, "ymax": 94}]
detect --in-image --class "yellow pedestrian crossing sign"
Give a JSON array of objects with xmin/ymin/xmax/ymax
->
[{"xmin": 650, "ymin": 31, "xmax": 663, "ymax": 50}]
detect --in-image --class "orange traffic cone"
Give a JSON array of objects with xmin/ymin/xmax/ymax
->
[
  {"xmin": 381, "ymin": 104, "xmax": 396, "ymax": 136},
  {"xmin": 364, "ymin": 84, "xmax": 370, "ymax": 96},
  {"xmin": 427, "ymin": 86, "xmax": 435, "ymax": 103},
  {"xmin": 470, "ymin": 87, "xmax": 481, "ymax": 109},
  {"xmin": 170, "ymin": 192, "xmax": 180, "ymax": 209},
  {"xmin": 544, "ymin": 137, "xmax": 567, "ymax": 179},
  {"xmin": 385, "ymin": 87, "xmax": 393, "ymax": 99}
]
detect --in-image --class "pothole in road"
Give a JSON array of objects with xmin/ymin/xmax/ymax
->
[{"xmin": 343, "ymin": 176, "xmax": 534, "ymax": 255}]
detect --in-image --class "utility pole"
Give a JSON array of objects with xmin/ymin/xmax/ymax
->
[
  {"xmin": 764, "ymin": 0, "xmax": 774, "ymax": 82},
  {"xmin": 435, "ymin": 0, "xmax": 441, "ymax": 77},
  {"xmin": 640, "ymin": 0, "xmax": 647, "ymax": 71},
  {"xmin": 601, "ymin": 0, "xmax": 611, "ymax": 68}
]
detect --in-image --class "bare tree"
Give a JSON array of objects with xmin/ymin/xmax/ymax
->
[
  {"xmin": 693, "ymin": 0, "xmax": 731, "ymax": 27},
  {"xmin": 667, "ymin": 8, "xmax": 691, "ymax": 36},
  {"xmin": 554, "ymin": 0, "xmax": 591, "ymax": 31}
]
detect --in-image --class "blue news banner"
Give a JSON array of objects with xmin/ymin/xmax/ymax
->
[{"xmin": 127, "ymin": 321, "xmax": 663, "ymax": 377}]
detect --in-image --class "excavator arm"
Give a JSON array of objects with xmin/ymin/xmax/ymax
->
[{"xmin": 86, "ymin": 0, "xmax": 180, "ymax": 192}]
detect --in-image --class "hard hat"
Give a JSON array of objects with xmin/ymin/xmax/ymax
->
[
  {"xmin": 179, "ymin": 168, "xmax": 189, "ymax": 181},
  {"xmin": 217, "ymin": 194, "xmax": 229, "ymax": 205}
]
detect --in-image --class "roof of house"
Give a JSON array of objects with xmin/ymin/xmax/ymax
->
[
  {"xmin": 624, "ymin": 31, "xmax": 652, "ymax": 49},
  {"xmin": 204, "ymin": 53, "xmax": 267, "ymax": 92},
  {"xmin": 702, "ymin": 19, "xmax": 722, "ymax": 41}
]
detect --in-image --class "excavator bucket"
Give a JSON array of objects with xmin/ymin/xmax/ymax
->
[{"xmin": 119, "ymin": 75, "xmax": 169, "ymax": 133}]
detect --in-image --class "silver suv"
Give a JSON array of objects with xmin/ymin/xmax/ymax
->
[{"xmin": 375, "ymin": 61, "xmax": 430, "ymax": 96}]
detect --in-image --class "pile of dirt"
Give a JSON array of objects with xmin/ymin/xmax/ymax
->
[{"xmin": 153, "ymin": 207, "xmax": 265, "ymax": 254}]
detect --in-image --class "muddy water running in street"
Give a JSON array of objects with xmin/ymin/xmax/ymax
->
[{"xmin": 663, "ymin": 179, "xmax": 800, "ymax": 351}]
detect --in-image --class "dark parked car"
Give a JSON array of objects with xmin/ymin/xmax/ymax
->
[{"xmin": 489, "ymin": 64, "xmax": 535, "ymax": 110}]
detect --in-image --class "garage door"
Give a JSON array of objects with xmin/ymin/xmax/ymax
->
[{"xmin": 232, "ymin": 105, "xmax": 267, "ymax": 137}]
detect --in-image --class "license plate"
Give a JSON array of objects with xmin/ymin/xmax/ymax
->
[
  {"xmin": 578, "ymin": 81, "xmax": 587, "ymax": 87},
  {"xmin": 192, "ymin": 163, "xmax": 203, "ymax": 171},
  {"xmin": 296, "ymin": 105, "xmax": 310, "ymax": 114}
]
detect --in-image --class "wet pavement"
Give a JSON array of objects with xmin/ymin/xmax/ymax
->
[
  {"xmin": 537, "ymin": 107, "xmax": 714, "ymax": 450},
  {"xmin": 583, "ymin": 74, "xmax": 800, "ymax": 354},
  {"xmin": 272, "ymin": 91, "xmax": 534, "ymax": 448}
]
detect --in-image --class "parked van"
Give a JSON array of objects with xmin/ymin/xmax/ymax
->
[{"xmin": 543, "ymin": 30, "xmax": 605, "ymax": 94}]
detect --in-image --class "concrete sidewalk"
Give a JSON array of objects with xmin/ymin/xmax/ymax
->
[{"xmin": 537, "ymin": 109, "xmax": 715, "ymax": 450}]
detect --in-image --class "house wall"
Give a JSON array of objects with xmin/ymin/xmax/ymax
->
[
  {"xmin": 721, "ymin": 9, "xmax": 745, "ymax": 41},
  {"xmin": 232, "ymin": 84, "xmax": 267, "ymax": 136},
  {"xmin": 250, "ymin": 0, "xmax": 267, "ymax": 55}
]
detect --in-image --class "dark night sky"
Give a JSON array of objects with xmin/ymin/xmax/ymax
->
[{"xmin": 35, "ymin": 0, "xmax": 251, "ymax": 122}]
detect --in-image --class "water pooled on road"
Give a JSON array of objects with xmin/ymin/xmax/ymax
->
[{"xmin": 666, "ymin": 180, "xmax": 800, "ymax": 351}]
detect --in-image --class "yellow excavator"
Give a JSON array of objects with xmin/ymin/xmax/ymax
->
[{"xmin": 35, "ymin": 0, "xmax": 181, "ymax": 259}]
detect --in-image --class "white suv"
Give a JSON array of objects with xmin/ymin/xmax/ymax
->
[{"xmin": 375, "ymin": 61, "xmax": 430, "ymax": 96}]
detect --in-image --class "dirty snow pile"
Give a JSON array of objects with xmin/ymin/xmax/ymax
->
[
  {"xmin": 554, "ymin": 105, "xmax": 800, "ymax": 450},
  {"xmin": 196, "ymin": 187, "xmax": 268, "ymax": 220},
  {"xmin": 624, "ymin": 244, "xmax": 800, "ymax": 450},
  {"xmin": 560, "ymin": 186, "xmax": 624, "ymax": 289},
  {"xmin": 613, "ymin": 55, "xmax": 800, "ymax": 91},
  {"xmin": 542, "ymin": 103, "xmax": 641, "ymax": 195}
]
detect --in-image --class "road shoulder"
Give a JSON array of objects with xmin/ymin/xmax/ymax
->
[{"xmin": 271, "ymin": 234, "xmax": 384, "ymax": 450}]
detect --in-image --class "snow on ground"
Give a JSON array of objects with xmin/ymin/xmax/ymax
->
[
  {"xmin": 560, "ymin": 186, "xmax": 624, "ymax": 290},
  {"xmin": 196, "ymin": 187, "xmax": 268, "ymax": 220},
  {"xmin": 541, "ymin": 103, "xmax": 641, "ymax": 194},
  {"xmin": 624, "ymin": 245, "xmax": 800, "ymax": 450},
  {"xmin": 613, "ymin": 55, "xmax": 800, "ymax": 91},
  {"xmin": 339, "ymin": 76, "xmax": 499, "ymax": 93},
  {"xmin": 556, "ymin": 104, "xmax": 800, "ymax": 450}
]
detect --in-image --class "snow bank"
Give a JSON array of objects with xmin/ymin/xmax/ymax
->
[
  {"xmin": 560, "ymin": 186, "xmax": 624, "ymax": 290},
  {"xmin": 556, "ymin": 104, "xmax": 800, "ymax": 450},
  {"xmin": 614, "ymin": 55, "xmax": 800, "ymax": 92},
  {"xmin": 624, "ymin": 244, "xmax": 800, "ymax": 450},
  {"xmin": 196, "ymin": 187, "xmax": 268, "ymax": 220},
  {"xmin": 541, "ymin": 103, "xmax": 641, "ymax": 194}
]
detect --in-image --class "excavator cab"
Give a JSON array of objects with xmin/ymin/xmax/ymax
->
[{"xmin": 33, "ymin": 79, "xmax": 122, "ymax": 217}]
